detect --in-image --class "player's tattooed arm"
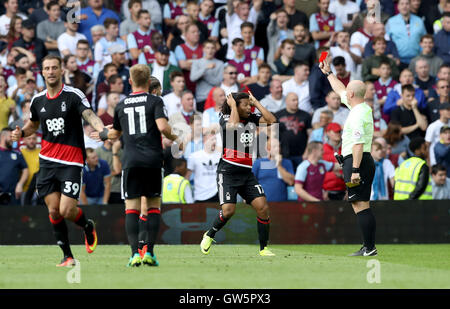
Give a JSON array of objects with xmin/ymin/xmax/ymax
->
[
  {"xmin": 11, "ymin": 120, "xmax": 40, "ymax": 141},
  {"xmin": 82, "ymin": 109, "xmax": 105, "ymax": 132}
]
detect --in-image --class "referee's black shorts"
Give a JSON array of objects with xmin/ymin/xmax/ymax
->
[
  {"xmin": 122, "ymin": 167, "xmax": 163, "ymax": 200},
  {"xmin": 343, "ymin": 152, "xmax": 375, "ymax": 202}
]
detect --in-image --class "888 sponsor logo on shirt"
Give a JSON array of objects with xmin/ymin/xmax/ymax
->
[{"xmin": 46, "ymin": 117, "xmax": 65, "ymax": 136}]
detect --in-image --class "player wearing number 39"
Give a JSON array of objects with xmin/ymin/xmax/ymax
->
[
  {"xmin": 11, "ymin": 55, "xmax": 112, "ymax": 267},
  {"xmin": 319, "ymin": 56, "xmax": 377, "ymax": 257},
  {"xmin": 200, "ymin": 92, "xmax": 277, "ymax": 257}
]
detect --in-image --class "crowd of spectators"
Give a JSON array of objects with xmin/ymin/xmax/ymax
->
[{"xmin": 0, "ymin": 0, "xmax": 449, "ymax": 205}]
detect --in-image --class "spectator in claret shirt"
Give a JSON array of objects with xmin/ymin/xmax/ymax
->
[
  {"xmin": 332, "ymin": 56, "xmax": 352, "ymax": 87},
  {"xmin": 373, "ymin": 60, "xmax": 398, "ymax": 111},
  {"xmin": 240, "ymin": 22, "xmax": 264, "ymax": 66},
  {"xmin": 99, "ymin": 92, "xmax": 121, "ymax": 127}
]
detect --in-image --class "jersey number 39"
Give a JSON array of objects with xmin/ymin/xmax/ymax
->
[{"xmin": 124, "ymin": 106, "xmax": 147, "ymax": 135}]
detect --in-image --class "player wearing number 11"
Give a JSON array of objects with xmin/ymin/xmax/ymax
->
[{"xmin": 11, "ymin": 55, "xmax": 111, "ymax": 267}]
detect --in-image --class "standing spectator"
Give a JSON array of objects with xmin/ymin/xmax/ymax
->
[
  {"xmin": 136, "ymin": 31, "xmax": 169, "ymax": 65},
  {"xmin": 260, "ymin": 79, "xmax": 286, "ymax": 113},
  {"xmin": 122, "ymin": 0, "xmax": 162, "ymax": 31},
  {"xmin": 328, "ymin": 31, "xmax": 362, "ymax": 75},
  {"xmin": 95, "ymin": 139, "xmax": 124, "ymax": 204},
  {"xmin": 252, "ymin": 136, "xmax": 295, "ymax": 202},
  {"xmin": 426, "ymin": 103, "xmax": 450, "ymax": 166},
  {"xmin": 163, "ymin": 71, "xmax": 185, "ymax": 116},
  {"xmin": 408, "ymin": 35, "xmax": 444, "ymax": 77},
  {"xmin": 20, "ymin": 133, "xmax": 40, "ymax": 203},
  {"xmin": 185, "ymin": 1, "xmax": 209, "ymax": 44},
  {"xmin": 294, "ymin": 141, "xmax": 338, "ymax": 202},
  {"xmin": 386, "ymin": 0, "xmax": 427, "ymax": 69},
  {"xmin": 322, "ymin": 122, "xmax": 346, "ymax": 200},
  {"xmin": 150, "ymin": 45, "xmax": 182, "ymax": 95},
  {"xmin": 310, "ymin": 0, "xmax": 343, "ymax": 49},
  {"xmin": 370, "ymin": 141, "xmax": 395, "ymax": 201},
  {"xmin": 292, "ymin": 23, "xmax": 316, "ymax": 69},
  {"xmin": 6, "ymin": 15, "xmax": 22, "ymax": 51},
  {"xmin": 282, "ymin": 62, "xmax": 312, "ymax": 114},
  {"xmin": 427, "ymin": 79, "xmax": 450, "ymax": 123},
  {"xmin": 80, "ymin": 148, "xmax": 111, "ymax": 205},
  {"xmin": 390, "ymin": 84, "xmax": 428, "ymax": 140},
  {"xmin": 309, "ymin": 47, "xmax": 332, "ymax": 110},
  {"xmin": 58, "ymin": 18, "xmax": 88, "ymax": 58},
  {"xmin": 163, "ymin": 0, "xmax": 188, "ymax": 30},
  {"xmin": 363, "ymin": 22, "xmax": 400, "ymax": 65},
  {"xmin": 332, "ymin": 56, "xmax": 352, "ymax": 87},
  {"xmin": 247, "ymin": 63, "xmax": 271, "ymax": 101},
  {"xmin": 119, "ymin": 0, "xmax": 142, "ymax": 38},
  {"xmin": 434, "ymin": 125, "xmax": 450, "ymax": 177},
  {"xmin": 190, "ymin": 39, "xmax": 224, "ymax": 110},
  {"xmin": 167, "ymin": 14, "xmax": 190, "ymax": 51},
  {"xmin": 29, "ymin": 0, "xmax": 59, "ymax": 25},
  {"xmin": 329, "ymin": 0, "xmax": 360, "ymax": 31},
  {"xmin": 414, "ymin": 58, "xmax": 437, "ymax": 98},
  {"xmin": 78, "ymin": 0, "xmax": 121, "ymax": 45},
  {"xmin": 361, "ymin": 36, "xmax": 399, "ymax": 82},
  {"xmin": 276, "ymin": 92, "xmax": 312, "ymax": 170},
  {"xmin": 0, "ymin": 75, "xmax": 15, "ymax": 130},
  {"xmin": 94, "ymin": 18, "xmax": 126, "ymax": 71},
  {"xmin": 267, "ymin": 9, "xmax": 294, "ymax": 70},
  {"xmin": 273, "ymin": 39, "xmax": 296, "ymax": 83},
  {"xmin": 187, "ymin": 132, "xmax": 221, "ymax": 202},
  {"xmin": 0, "ymin": 0, "xmax": 26, "ymax": 36},
  {"xmin": 175, "ymin": 23, "xmax": 203, "ymax": 93},
  {"xmin": 227, "ymin": 38, "xmax": 258, "ymax": 85},
  {"xmin": 96, "ymin": 44, "xmax": 131, "ymax": 95},
  {"xmin": 0, "ymin": 128, "xmax": 28, "ymax": 205},
  {"xmin": 350, "ymin": 17, "xmax": 373, "ymax": 57},
  {"xmin": 97, "ymin": 74, "xmax": 125, "ymax": 116},
  {"xmin": 434, "ymin": 12, "xmax": 450, "ymax": 65},
  {"xmin": 99, "ymin": 92, "xmax": 121, "ymax": 126},
  {"xmin": 12, "ymin": 19, "xmax": 47, "ymax": 70},
  {"xmin": 36, "ymin": 1, "xmax": 65, "ymax": 56},
  {"xmin": 373, "ymin": 60, "xmax": 398, "ymax": 112},
  {"xmin": 431, "ymin": 164, "xmax": 450, "ymax": 199},
  {"xmin": 127, "ymin": 9, "xmax": 158, "ymax": 65},
  {"xmin": 312, "ymin": 90, "xmax": 349, "ymax": 129},
  {"xmin": 162, "ymin": 158, "xmax": 194, "ymax": 204},
  {"xmin": 240, "ymin": 22, "xmax": 264, "ymax": 66},
  {"xmin": 283, "ymin": 0, "xmax": 308, "ymax": 29},
  {"xmin": 198, "ymin": 0, "xmax": 220, "ymax": 41},
  {"xmin": 218, "ymin": 64, "xmax": 249, "ymax": 96},
  {"xmin": 75, "ymin": 40, "xmax": 95, "ymax": 77}
]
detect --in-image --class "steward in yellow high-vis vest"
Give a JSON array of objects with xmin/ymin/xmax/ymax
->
[
  {"xmin": 394, "ymin": 138, "xmax": 432, "ymax": 200},
  {"xmin": 162, "ymin": 173, "xmax": 192, "ymax": 203}
]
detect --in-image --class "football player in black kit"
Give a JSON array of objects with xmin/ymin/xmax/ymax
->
[
  {"xmin": 200, "ymin": 92, "xmax": 277, "ymax": 256},
  {"xmin": 99, "ymin": 65, "xmax": 182, "ymax": 267},
  {"xmin": 11, "ymin": 55, "xmax": 111, "ymax": 267}
]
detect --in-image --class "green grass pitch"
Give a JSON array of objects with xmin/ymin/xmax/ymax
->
[{"xmin": 1, "ymin": 244, "xmax": 449, "ymax": 289}]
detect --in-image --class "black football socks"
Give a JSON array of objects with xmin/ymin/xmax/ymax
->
[
  {"xmin": 257, "ymin": 217, "xmax": 270, "ymax": 250},
  {"xmin": 138, "ymin": 214, "xmax": 148, "ymax": 250},
  {"xmin": 125, "ymin": 209, "xmax": 140, "ymax": 256},
  {"xmin": 207, "ymin": 210, "xmax": 229, "ymax": 238},
  {"xmin": 356, "ymin": 208, "xmax": 376, "ymax": 250},
  {"xmin": 49, "ymin": 215, "xmax": 73, "ymax": 258},
  {"xmin": 73, "ymin": 208, "xmax": 94, "ymax": 244},
  {"xmin": 147, "ymin": 208, "xmax": 161, "ymax": 256}
]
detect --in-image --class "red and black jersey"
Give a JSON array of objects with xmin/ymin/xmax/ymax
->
[
  {"xmin": 29, "ymin": 84, "xmax": 92, "ymax": 168},
  {"xmin": 113, "ymin": 92, "xmax": 168, "ymax": 169},
  {"xmin": 219, "ymin": 112, "xmax": 261, "ymax": 169}
]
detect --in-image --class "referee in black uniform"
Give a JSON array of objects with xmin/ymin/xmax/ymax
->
[{"xmin": 319, "ymin": 57, "xmax": 377, "ymax": 257}]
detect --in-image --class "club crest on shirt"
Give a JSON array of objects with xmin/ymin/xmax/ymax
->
[
  {"xmin": 10, "ymin": 153, "xmax": 17, "ymax": 160},
  {"xmin": 319, "ymin": 166, "xmax": 325, "ymax": 175},
  {"xmin": 244, "ymin": 63, "xmax": 251, "ymax": 71},
  {"xmin": 61, "ymin": 102, "xmax": 66, "ymax": 112},
  {"xmin": 251, "ymin": 51, "xmax": 257, "ymax": 59}
]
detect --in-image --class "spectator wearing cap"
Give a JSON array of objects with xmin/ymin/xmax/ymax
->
[
  {"xmin": 434, "ymin": 12, "xmax": 450, "ymax": 65},
  {"xmin": 427, "ymin": 79, "xmax": 450, "ymax": 123},
  {"xmin": 149, "ymin": 45, "xmax": 182, "ymax": 95},
  {"xmin": 190, "ymin": 40, "xmax": 224, "ymax": 111},
  {"xmin": 12, "ymin": 19, "xmax": 47, "ymax": 69},
  {"xmin": 322, "ymin": 122, "xmax": 346, "ymax": 201},
  {"xmin": 57, "ymin": 16, "xmax": 88, "ymax": 58},
  {"xmin": 426, "ymin": 102, "xmax": 450, "ymax": 165},
  {"xmin": 312, "ymin": 91, "xmax": 349, "ymax": 129},
  {"xmin": 0, "ymin": 0, "xmax": 27, "ymax": 36},
  {"xmin": 434, "ymin": 126, "xmax": 450, "ymax": 177},
  {"xmin": 94, "ymin": 44, "xmax": 131, "ymax": 96},
  {"xmin": 78, "ymin": 0, "xmax": 121, "ymax": 45},
  {"xmin": 127, "ymin": 9, "xmax": 158, "ymax": 65},
  {"xmin": 94, "ymin": 18, "xmax": 126, "ymax": 71},
  {"xmin": 36, "ymin": 1, "xmax": 65, "ymax": 56}
]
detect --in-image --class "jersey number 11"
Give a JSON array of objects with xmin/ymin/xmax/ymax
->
[{"xmin": 124, "ymin": 106, "xmax": 147, "ymax": 135}]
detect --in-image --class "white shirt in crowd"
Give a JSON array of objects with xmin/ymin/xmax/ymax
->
[
  {"xmin": 220, "ymin": 83, "xmax": 239, "ymax": 96},
  {"xmin": 329, "ymin": 0, "xmax": 360, "ymax": 27},
  {"xmin": 97, "ymin": 93, "xmax": 126, "ymax": 111},
  {"xmin": 225, "ymin": 7, "xmax": 258, "ymax": 60},
  {"xmin": 425, "ymin": 119, "xmax": 450, "ymax": 165},
  {"xmin": 162, "ymin": 92, "xmax": 182, "ymax": 117},
  {"xmin": 57, "ymin": 32, "xmax": 87, "ymax": 57},
  {"xmin": 282, "ymin": 78, "xmax": 312, "ymax": 114},
  {"xmin": 187, "ymin": 149, "xmax": 221, "ymax": 201},
  {"xmin": 312, "ymin": 106, "xmax": 350, "ymax": 127},
  {"xmin": 0, "ymin": 13, "xmax": 27, "ymax": 36},
  {"xmin": 330, "ymin": 45, "xmax": 361, "ymax": 74}
]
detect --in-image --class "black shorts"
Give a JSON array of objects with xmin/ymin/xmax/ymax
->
[
  {"xmin": 343, "ymin": 152, "xmax": 375, "ymax": 202},
  {"xmin": 122, "ymin": 167, "xmax": 162, "ymax": 199},
  {"xmin": 216, "ymin": 160, "xmax": 265, "ymax": 206},
  {"xmin": 36, "ymin": 166, "xmax": 82, "ymax": 200}
]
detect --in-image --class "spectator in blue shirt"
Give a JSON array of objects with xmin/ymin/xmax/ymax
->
[
  {"xmin": 80, "ymin": 148, "xmax": 111, "ymax": 205},
  {"xmin": 0, "ymin": 128, "xmax": 28, "ymax": 205},
  {"xmin": 79, "ymin": 0, "xmax": 121, "ymax": 45},
  {"xmin": 434, "ymin": 12, "xmax": 450, "ymax": 65},
  {"xmin": 252, "ymin": 136, "xmax": 294, "ymax": 202},
  {"xmin": 434, "ymin": 125, "xmax": 450, "ymax": 177},
  {"xmin": 385, "ymin": 0, "xmax": 426, "ymax": 68}
]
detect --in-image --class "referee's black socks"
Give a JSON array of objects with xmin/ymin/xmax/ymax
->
[
  {"xmin": 147, "ymin": 208, "xmax": 161, "ymax": 256},
  {"xmin": 49, "ymin": 215, "xmax": 73, "ymax": 258},
  {"xmin": 207, "ymin": 210, "xmax": 229, "ymax": 238},
  {"xmin": 257, "ymin": 217, "xmax": 270, "ymax": 250},
  {"xmin": 125, "ymin": 209, "xmax": 140, "ymax": 255},
  {"xmin": 356, "ymin": 208, "xmax": 376, "ymax": 250}
]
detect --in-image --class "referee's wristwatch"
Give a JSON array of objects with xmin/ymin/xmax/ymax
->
[
  {"xmin": 325, "ymin": 71, "xmax": 332, "ymax": 77},
  {"xmin": 352, "ymin": 167, "xmax": 360, "ymax": 173}
]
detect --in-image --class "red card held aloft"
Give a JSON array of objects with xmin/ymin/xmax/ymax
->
[{"xmin": 319, "ymin": 51, "xmax": 328, "ymax": 63}]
